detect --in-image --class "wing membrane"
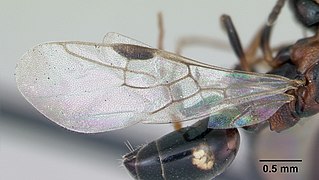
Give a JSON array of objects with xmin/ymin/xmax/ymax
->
[
  {"xmin": 16, "ymin": 33, "xmax": 301, "ymax": 133},
  {"xmin": 207, "ymin": 93, "xmax": 294, "ymax": 128},
  {"xmin": 102, "ymin": 32, "xmax": 151, "ymax": 47}
]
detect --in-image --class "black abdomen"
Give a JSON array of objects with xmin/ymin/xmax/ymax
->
[{"xmin": 123, "ymin": 119, "xmax": 240, "ymax": 180}]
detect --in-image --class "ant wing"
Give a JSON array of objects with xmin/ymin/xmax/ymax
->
[
  {"xmin": 102, "ymin": 32, "xmax": 151, "ymax": 47},
  {"xmin": 207, "ymin": 93, "xmax": 294, "ymax": 129},
  {"xmin": 140, "ymin": 56, "xmax": 298, "ymax": 129},
  {"xmin": 16, "ymin": 34, "xmax": 300, "ymax": 133}
]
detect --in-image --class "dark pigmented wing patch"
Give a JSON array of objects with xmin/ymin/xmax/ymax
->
[{"xmin": 112, "ymin": 44, "xmax": 155, "ymax": 60}]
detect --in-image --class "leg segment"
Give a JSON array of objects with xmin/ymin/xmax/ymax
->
[
  {"xmin": 221, "ymin": 15, "xmax": 250, "ymax": 71},
  {"xmin": 157, "ymin": 12, "xmax": 183, "ymax": 130}
]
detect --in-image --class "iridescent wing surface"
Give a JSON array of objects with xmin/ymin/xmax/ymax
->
[{"xmin": 15, "ymin": 33, "xmax": 301, "ymax": 133}]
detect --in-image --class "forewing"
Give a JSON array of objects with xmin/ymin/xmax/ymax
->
[{"xmin": 16, "ymin": 34, "xmax": 300, "ymax": 132}]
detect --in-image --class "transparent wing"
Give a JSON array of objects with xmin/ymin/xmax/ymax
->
[
  {"xmin": 141, "ymin": 57, "xmax": 298, "ymax": 128},
  {"xmin": 207, "ymin": 94, "xmax": 293, "ymax": 129},
  {"xmin": 102, "ymin": 32, "xmax": 151, "ymax": 47},
  {"xmin": 16, "ymin": 34, "xmax": 301, "ymax": 133}
]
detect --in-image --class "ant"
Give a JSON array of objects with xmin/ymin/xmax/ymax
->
[{"xmin": 123, "ymin": 0, "xmax": 319, "ymax": 179}]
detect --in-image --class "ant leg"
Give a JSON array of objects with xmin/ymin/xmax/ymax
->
[
  {"xmin": 175, "ymin": 36, "xmax": 229, "ymax": 55},
  {"xmin": 221, "ymin": 15, "xmax": 271, "ymax": 72},
  {"xmin": 247, "ymin": 0, "xmax": 292, "ymax": 70},
  {"xmin": 174, "ymin": 17, "xmax": 264, "ymax": 72},
  {"xmin": 174, "ymin": 15, "xmax": 261, "ymax": 71},
  {"xmin": 221, "ymin": 15, "xmax": 250, "ymax": 71},
  {"xmin": 175, "ymin": 17, "xmax": 250, "ymax": 70},
  {"xmin": 222, "ymin": 19, "xmax": 266, "ymax": 71},
  {"xmin": 243, "ymin": 28, "xmax": 263, "ymax": 68},
  {"xmin": 157, "ymin": 12, "xmax": 165, "ymax": 50},
  {"xmin": 260, "ymin": 0, "xmax": 287, "ymax": 67},
  {"xmin": 157, "ymin": 12, "xmax": 183, "ymax": 130}
]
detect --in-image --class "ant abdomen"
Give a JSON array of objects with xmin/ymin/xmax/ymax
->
[{"xmin": 123, "ymin": 119, "xmax": 240, "ymax": 180}]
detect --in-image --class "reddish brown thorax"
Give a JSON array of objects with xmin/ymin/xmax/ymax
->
[
  {"xmin": 268, "ymin": 34, "xmax": 319, "ymax": 132},
  {"xmin": 292, "ymin": 35, "xmax": 319, "ymax": 115},
  {"xmin": 291, "ymin": 35, "xmax": 319, "ymax": 73}
]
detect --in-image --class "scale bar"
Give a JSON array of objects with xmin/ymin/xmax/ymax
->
[{"xmin": 259, "ymin": 159, "xmax": 302, "ymax": 162}]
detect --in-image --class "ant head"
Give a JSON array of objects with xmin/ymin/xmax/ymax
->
[{"xmin": 290, "ymin": 0, "xmax": 319, "ymax": 27}]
